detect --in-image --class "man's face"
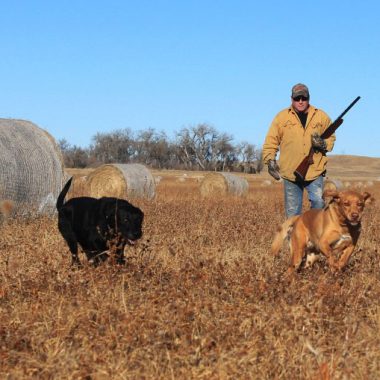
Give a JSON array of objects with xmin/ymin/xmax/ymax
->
[{"xmin": 291, "ymin": 95, "xmax": 310, "ymax": 112}]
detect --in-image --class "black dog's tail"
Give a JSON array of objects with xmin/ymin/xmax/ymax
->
[{"xmin": 56, "ymin": 177, "xmax": 73, "ymax": 210}]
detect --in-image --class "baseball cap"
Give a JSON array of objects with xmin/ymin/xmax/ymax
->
[{"xmin": 291, "ymin": 83, "xmax": 309, "ymax": 99}]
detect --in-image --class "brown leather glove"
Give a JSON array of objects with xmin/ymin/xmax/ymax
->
[
  {"xmin": 267, "ymin": 159, "xmax": 281, "ymax": 181},
  {"xmin": 311, "ymin": 133, "xmax": 327, "ymax": 151}
]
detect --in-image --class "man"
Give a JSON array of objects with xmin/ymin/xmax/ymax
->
[{"xmin": 262, "ymin": 83, "xmax": 335, "ymax": 218}]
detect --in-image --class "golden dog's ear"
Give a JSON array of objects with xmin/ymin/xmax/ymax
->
[
  {"xmin": 323, "ymin": 189, "xmax": 339, "ymax": 200},
  {"xmin": 362, "ymin": 192, "xmax": 374, "ymax": 206},
  {"xmin": 323, "ymin": 189, "xmax": 340, "ymax": 208}
]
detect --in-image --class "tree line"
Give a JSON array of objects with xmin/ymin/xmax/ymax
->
[{"xmin": 59, "ymin": 123, "xmax": 264, "ymax": 173}]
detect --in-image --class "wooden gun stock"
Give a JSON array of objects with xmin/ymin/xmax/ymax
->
[
  {"xmin": 294, "ymin": 150, "xmax": 315, "ymax": 182},
  {"xmin": 293, "ymin": 96, "xmax": 360, "ymax": 182}
]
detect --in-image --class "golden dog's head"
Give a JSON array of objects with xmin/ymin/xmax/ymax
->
[{"xmin": 323, "ymin": 189, "xmax": 373, "ymax": 226}]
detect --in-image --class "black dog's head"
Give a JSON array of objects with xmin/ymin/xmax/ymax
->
[{"xmin": 100, "ymin": 198, "xmax": 144, "ymax": 244}]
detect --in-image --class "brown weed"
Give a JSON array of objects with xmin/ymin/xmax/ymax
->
[{"xmin": 1, "ymin": 176, "xmax": 379, "ymax": 379}]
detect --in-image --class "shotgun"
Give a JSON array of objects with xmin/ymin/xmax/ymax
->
[{"xmin": 293, "ymin": 96, "xmax": 361, "ymax": 182}]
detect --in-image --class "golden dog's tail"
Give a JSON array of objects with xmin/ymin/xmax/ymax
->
[
  {"xmin": 271, "ymin": 215, "xmax": 299, "ymax": 256},
  {"xmin": 0, "ymin": 200, "xmax": 14, "ymax": 220}
]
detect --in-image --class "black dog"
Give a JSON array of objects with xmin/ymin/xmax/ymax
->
[{"xmin": 56, "ymin": 177, "xmax": 144, "ymax": 266}]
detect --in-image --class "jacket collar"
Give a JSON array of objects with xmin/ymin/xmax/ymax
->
[{"xmin": 288, "ymin": 104, "xmax": 319, "ymax": 129}]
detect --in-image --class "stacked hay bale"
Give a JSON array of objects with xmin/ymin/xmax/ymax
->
[
  {"xmin": 0, "ymin": 119, "xmax": 65, "ymax": 215},
  {"xmin": 200, "ymin": 172, "xmax": 249, "ymax": 197},
  {"xmin": 86, "ymin": 163, "xmax": 155, "ymax": 200}
]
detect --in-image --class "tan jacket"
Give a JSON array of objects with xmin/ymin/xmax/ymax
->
[{"xmin": 262, "ymin": 104, "xmax": 335, "ymax": 181}]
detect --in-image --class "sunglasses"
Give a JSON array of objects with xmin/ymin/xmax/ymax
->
[{"xmin": 292, "ymin": 96, "xmax": 309, "ymax": 102}]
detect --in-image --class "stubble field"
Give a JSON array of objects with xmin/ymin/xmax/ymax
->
[{"xmin": 1, "ymin": 171, "xmax": 379, "ymax": 379}]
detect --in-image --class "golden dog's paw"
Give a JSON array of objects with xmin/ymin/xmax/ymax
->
[
  {"xmin": 329, "ymin": 262, "xmax": 342, "ymax": 274},
  {"xmin": 285, "ymin": 267, "xmax": 297, "ymax": 283}
]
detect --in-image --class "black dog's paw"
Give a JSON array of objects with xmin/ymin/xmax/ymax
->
[{"xmin": 116, "ymin": 257, "xmax": 126, "ymax": 265}]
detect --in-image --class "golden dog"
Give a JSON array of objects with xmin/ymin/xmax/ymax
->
[{"xmin": 272, "ymin": 189, "xmax": 372, "ymax": 274}]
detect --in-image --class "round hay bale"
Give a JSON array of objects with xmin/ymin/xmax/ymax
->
[
  {"xmin": 66, "ymin": 173, "xmax": 89, "ymax": 199},
  {"xmin": 200, "ymin": 172, "xmax": 249, "ymax": 197},
  {"xmin": 0, "ymin": 118, "xmax": 65, "ymax": 215},
  {"xmin": 86, "ymin": 163, "xmax": 155, "ymax": 200},
  {"xmin": 323, "ymin": 179, "xmax": 343, "ymax": 192}
]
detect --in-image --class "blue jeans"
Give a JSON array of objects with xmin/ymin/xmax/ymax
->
[{"xmin": 283, "ymin": 176, "xmax": 325, "ymax": 218}]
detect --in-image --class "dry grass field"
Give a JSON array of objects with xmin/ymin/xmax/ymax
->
[
  {"xmin": 1, "ymin": 164, "xmax": 380, "ymax": 379},
  {"xmin": 327, "ymin": 155, "xmax": 380, "ymax": 180}
]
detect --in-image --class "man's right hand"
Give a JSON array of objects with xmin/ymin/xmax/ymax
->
[{"xmin": 267, "ymin": 160, "xmax": 281, "ymax": 181}]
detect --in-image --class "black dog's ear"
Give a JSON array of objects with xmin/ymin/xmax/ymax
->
[
  {"xmin": 96, "ymin": 199, "xmax": 117, "ymax": 235},
  {"xmin": 106, "ymin": 200, "xmax": 118, "ymax": 220}
]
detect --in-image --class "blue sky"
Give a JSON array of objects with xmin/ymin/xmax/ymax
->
[{"xmin": 1, "ymin": 1, "xmax": 379, "ymax": 157}]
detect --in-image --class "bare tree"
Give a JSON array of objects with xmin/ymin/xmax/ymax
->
[
  {"xmin": 135, "ymin": 128, "xmax": 174, "ymax": 168},
  {"xmin": 59, "ymin": 124, "xmax": 262, "ymax": 171},
  {"xmin": 176, "ymin": 127, "xmax": 196, "ymax": 169},
  {"xmin": 90, "ymin": 129, "xmax": 135, "ymax": 164},
  {"xmin": 237, "ymin": 142, "xmax": 256, "ymax": 163},
  {"xmin": 177, "ymin": 124, "xmax": 214, "ymax": 169},
  {"xmin": 176, "ymin": 124, "xmax": 234, "ymax": 170},
  {"xmin": 58, "ymin": 139, "xmax": 90, "ymax": 168},
  {"xmin": 235, "ymin": 142, "xmax": 263, "ymax": 173},
  {"xmin": 255, "ymin": 149, "xmax": 264, "ymax": 173},
  {"xmin": 212, "ymin": 133, "xmax": 236, "ymax": 171}
]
